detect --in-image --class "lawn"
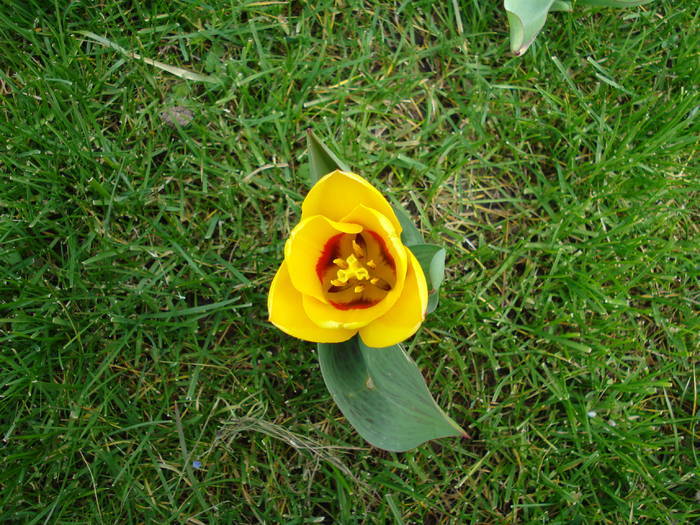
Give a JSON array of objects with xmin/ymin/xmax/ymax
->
[{"xmin": 1, "ymin": 0, "xmax": 698, "ymax": 523}]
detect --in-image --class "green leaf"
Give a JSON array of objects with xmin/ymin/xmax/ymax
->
[
  {"xmin": 317, "ymin": 337, "xmax": 465, "ymax": 452},
  {"xmin": 408, "ymin": 244, "xmax": 446, "ymax": 314},
  {"xmin": 504, "ymin": 0, "xmax": 561, "ymax": 56},
  {"xmin": 551, "ymin": 1, "xmax": 573, "ymax": 11},
  {"xmin": 391, "ymin": 202, "xmax": 424, "ymax": 247},
  {"xmin": 503, "ymin": 0, "xmax": 648, "ymax": 56},
  {"xmin": 577, "ymin": 0, "xmax": 652, "ymax": 6},
  {"xmin": 306, "ymin": 129, "xmax": 350, "ymax": 185}
]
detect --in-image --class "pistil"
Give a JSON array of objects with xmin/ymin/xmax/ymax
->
[{"xmin": 330, "ymin": 254, "xmax": 370, "ymax": 289}]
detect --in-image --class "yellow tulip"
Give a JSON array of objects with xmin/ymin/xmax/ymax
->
[{"xmin": 268, "ymin": 170, "xmax": 429, "ymax": 347}]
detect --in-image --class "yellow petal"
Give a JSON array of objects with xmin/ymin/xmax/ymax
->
[
  {"xmin": 301, "ymin": 170, "xmax": 402, "ymax": 234},
  {"xmin": 359, "ymin": 249, "xmax": 428, "ymax": 348},
  {"xmin": 268, "ymin": 261, "xmax": 356, "ymax": 343},
  {"xmin": 284, "ymin": 216, "xmax": 362, "ymax": 304},
  {"xmin": 302, "ymin": 294, "xmax": 377, "ymax": 330},
  {"xmin": 302, "ymin": 205, "xmax": 409, "ymax": 330}
]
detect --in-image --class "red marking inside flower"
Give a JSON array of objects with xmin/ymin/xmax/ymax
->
[
  {"xmin": 315, "ymin": 233, "xmax": 343, "ymax": 281},
  {"xmin": 368, "ymin": 230, "xmax": 395, "ymax": 270},
  {"xmin": 330, "ymin": 299, "xmax": 380, "ymax": 310}
]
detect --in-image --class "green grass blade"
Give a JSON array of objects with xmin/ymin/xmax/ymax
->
[
  {"xmin": 2, "ymin": 1, "xmax": 697, "ymax": 521},
  {"xmin": 76, "ymin": 30, "xmax": 220, "ymax": 84}
]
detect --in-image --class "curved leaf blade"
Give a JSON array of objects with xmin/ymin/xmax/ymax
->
[
  {"xmin": 391, "ymin": 202, "xmax": 424, "ymax": 246},
  {"xmin": 504, "ymin": 0, "xmax": 558, "ymax": 55},
  {"xmin": 578, "ymin": 0, "xmax": 652, "ymax": 6},
  {"xmin": 318, "ymin": 337, "xmax": 465, "ymax": 452},
  {"xmin": 550, "ymin": 1, "xmax": 573, "ymax": 11},
  {"xmin": 306, "ymin": 129, "xmax": 351, "ymax": 185},
  {"xmin": 408, "ymin": 243, "xmax": 446, "ymax": 314}
]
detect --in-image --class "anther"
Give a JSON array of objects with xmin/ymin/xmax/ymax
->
[
  {"xmin": 352, "ymin": 239, "xmax": 365, "ymax": 257},
  {"xmin": 354, "ymin": 285, "xmax": 365, "ymax": 294},
  {"xmin": 371, "ymin": 277, "xmax": 391, "ymax": 291},
  {"xmin": 333, "ymin": 258, "xmax": 348, "ymax": 269},
  {"xmin": 366, "ymin": 259, "xmax": 376, "ymax": 269}
]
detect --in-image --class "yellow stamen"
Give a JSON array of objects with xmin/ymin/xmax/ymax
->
[
  {"xmin": 366, "ymin": 259, "xmax": 376, "ymax": 269},
  {"xmin": 333, "ymin": 258, "xmax": 348, "ymax": 269},
  {"xmin": 352, "ymin": 239, "xmax": 365, "ymax": 258},
  {"xmin": 369, "ymin": 277, "xmax": 391, "ymax": 290},
  {"xmin": 335, "ymin": 254, "xmax": 370, "ymax": 283},
  {"xmin": 354, "ymin": 285, "xmax": 365, "ymax": 294}
]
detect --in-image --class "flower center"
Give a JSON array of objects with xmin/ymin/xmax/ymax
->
[
  {"xmin": 316, "ymin": 231, "xmax": 396, "ymax": 310},
  {"xmin": 332, "ymin": 253, "xmax": 370, "ymax": 288}
]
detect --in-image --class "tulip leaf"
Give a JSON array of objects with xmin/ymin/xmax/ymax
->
[
  {"xmin": 504, "ymin": 0, "xmax": 561, "ymax": 56},
  {"xmin": 408, "ymin": 244, "xmax": 446, "ymax": 314},
  {"xmin": 578, "ymin": 0, "xmax": 652, "ymax": 6},
  {"xmin": 550, "ymin": 1, "xmax": 572, "ymax": 11},
  {"xmin": 306, "ymin": 129, "xmax": 351, "ymax": 185},
  {"xmin": 317, "ymin": 337, "xmax": 465, "ymax": 452},
  {"xmin": 504, "ymin": 0, "xmax": 650, "ymax": 56},
  {"xmin": 391, "ymin": 202, "xmax": 424, "ymax": 247}
]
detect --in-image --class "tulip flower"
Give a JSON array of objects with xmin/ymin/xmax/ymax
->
[
  {"xmin": 268, "ymin": 170, "xmax": 428, "ymax": 348},
  {"xmin": 265, "ymin": 132, "xmax": 463, "ymax": 452}
]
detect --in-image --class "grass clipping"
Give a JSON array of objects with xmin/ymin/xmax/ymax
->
[{"xmin": 76, "ymin": 30, "xmax": 220, "ymax": 84}]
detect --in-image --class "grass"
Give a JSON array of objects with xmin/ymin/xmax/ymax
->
[{"xmin": 1, "ymin": 0, "xmax": 698, "ymax": 522}]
